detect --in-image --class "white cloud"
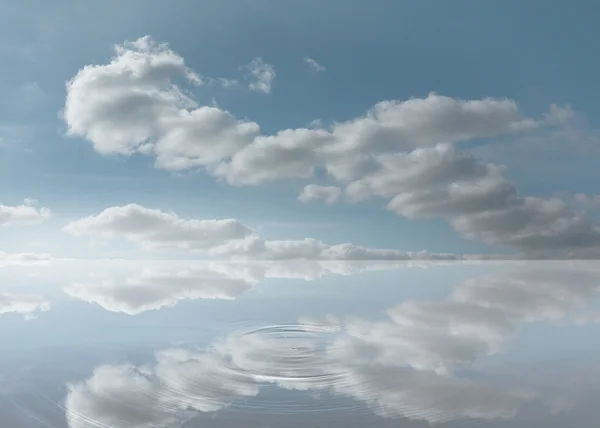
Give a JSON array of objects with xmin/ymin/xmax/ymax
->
[
  {"xmin": 245, "ymin": 57, "xmax": 275, "ymax": 94},
  {"xmin": 64, "ymin": 36, "xmax": 202, "ymax": 155},
  {"xmin": 0, "ymin": 199, "xmax": 50, "ymax": 226},
  {"xmin": 64, "ymin": 203, "xmax": 469, "ymax": 260},
  {"xmin": 304, "ymin": 56, "xmax": 325, "ymax": 73},
  {"xmin": 215, "ymin": 94, "xmax": 539, "ymax": 186},
  {"xmin": 340, "ymin": 144, "xmax": 600, "ymax": 252},
  {"xmin": 298, "ymin": 184, "xmax": 341, "ymax": 204},
  {"xmin": 214, "ymin": 128, "xmax": 330, "ymax": 185},
  {"xmin": 0, "ymin": 292, "xmax": 50, "ymax": 319},
  {"xmin": 63, "ymin": 35, "xmax": 258, "ymax": 167},
  {"xmin": 63, "ymin": 203, "xmax": 255, "ymax": 251},
  {"xmin": 63, "ymin": 36, "xmax": 594, "ymax": 256}
]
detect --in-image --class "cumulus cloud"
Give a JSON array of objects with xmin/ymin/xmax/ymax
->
[
  {"xmin": 63, "ymin": 36, "xmax": 594, "ymax": 256},
  {"xmin": 63, "ymin": 203, "xmax": 256, "ymax": 251},
  {"xmin": 0, "ymin": 199, "xmax": 50, "ymax": 226},
  {"xmin": 0, "ymin": 292, "xmax": 50, "ymax": 319},
  {"xmin": 245, "ymin": 57, "xmax": 276, "ymax": 94},
  {"xmin": 298, "ymin": 184, "xmax": 341, "ymax": 204},
  {"xmin": 63, "ymin": 37, "xmax": 536, "ymax": 175},
  {"xmin": 303, "ymin": 56, "xmax": 325, "ymax": 73},
  {"xmin": 341, "ymin": 144, "xmax": 600, "ymax": 252},
  {"xmin": 64, "ymin": 203, "xmax": 469, "ymax": 260},
  {"xmin": 64, "ymin": 36, "xmax": 258, "ymax": 168}
]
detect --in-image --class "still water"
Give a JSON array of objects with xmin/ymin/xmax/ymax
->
[{"xmin": 1, "ymin": 260, "xmax": 599, "ymax": 427}]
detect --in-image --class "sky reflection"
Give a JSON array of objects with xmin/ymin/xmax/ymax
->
[{"xmin": 0, "ymin": 260, "xmax": 599, "ymax": 427}]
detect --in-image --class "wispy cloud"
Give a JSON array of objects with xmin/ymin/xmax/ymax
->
[
  {"xmin": 304, "ymin": 56, "xmax": 326, "ymax": 73},
  {"xmin": 245, "ymin": 57, "xmax": 276, "ymax": 94}
]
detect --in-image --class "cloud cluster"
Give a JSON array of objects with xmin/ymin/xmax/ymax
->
[
  {"xmin": 0, "ymin": 199, "xmax": 50, "ymax": 226},
  {"xmin": 64, "ymin": 203, "xmax": 468, "ymax": 260},
  {"xmin": 63, "ymin": 36, "xmax": 597, "ymax": 256}
]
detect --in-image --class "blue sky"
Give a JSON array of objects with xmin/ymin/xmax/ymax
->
[{"xmin": 0, "ymin": 0, "xmax": 599, "ymax": 259}]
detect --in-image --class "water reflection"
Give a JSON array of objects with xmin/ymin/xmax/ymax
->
[
  {"xmin": 1, "ymin": 261, "xmax": 600, "ymax": 427},
  {"xmin": 63, "ymin": 261, "xmax": 417, "ymax": 315},
  {"xmin": 0, "ymin": 292, "xmax": 50, "ymax": 319}
]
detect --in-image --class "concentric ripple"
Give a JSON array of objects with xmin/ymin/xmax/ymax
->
[
  {"xmin": 217, "ymin": 323, "xmax": 344, "ymax": 387},
  {"xmin": 204, "ymin": 322, "xmax": 370, "ymax": 416}
]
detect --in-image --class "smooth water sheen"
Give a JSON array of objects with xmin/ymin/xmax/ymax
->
[{"xmin": 1, "ymin": 260, "xmax": 600, "ymax": 427}]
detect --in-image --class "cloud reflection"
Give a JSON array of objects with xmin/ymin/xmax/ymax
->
[
  {"xmin": 63, "ymin": 260, "xmax": 418, "ymax": 315},
  {"xmin": 64, "ymin": 262, "xmax": 600, "ymax": 427},
  {"xmin": 0, "ymin": 292, "xmax": 50, "ymax": 319}
]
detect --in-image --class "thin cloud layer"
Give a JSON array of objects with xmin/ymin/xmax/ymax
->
[
  {"xmin": 62, "ymin": 36, "xmax": 598, "ymax": 256},
  {"xmin": 298, "ymin": 184, "xmax": 342, "ymax": 204},
  {"xmin": 0, "ymin": 199, "xmax": 50, "ymax": 226},
  {"xmin": 64, "ymin": 203, "xmax": 467, "ymax": 260}
]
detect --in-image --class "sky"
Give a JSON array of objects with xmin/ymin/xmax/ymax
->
[{"xmin": 1, "ymin": 0, "xmax": 600, "ymax": 260}]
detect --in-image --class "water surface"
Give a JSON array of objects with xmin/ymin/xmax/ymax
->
[{"xmin": 1, "ymin": 260, "xmax": 599, "ymax": 427}]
